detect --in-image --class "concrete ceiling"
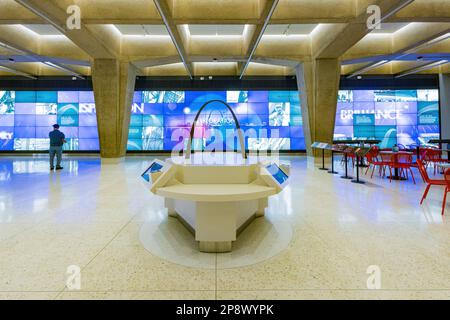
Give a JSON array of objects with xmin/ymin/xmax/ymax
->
[
  {"xmin": 0, "ymin": 0, "xmax": 448, "ymax": 78},
  {"xmin": 114, "ymin": 24, "xmax": 169, "ymax": 36},
  {"xmin": 22, "ymin": 24, "xmax": 62, "ymax": 35},
  {"xmin": 188, "ymin": 25, "xmax": 246, "ymax": 36}
]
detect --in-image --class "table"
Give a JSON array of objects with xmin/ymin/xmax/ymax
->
[
  {"xmin": 428, "ymin": 139, "xmax": 450, "ymax": 144},
  {"xmin": 379, "ymin": 151, "xmax": 414, "ymax": 181},
  {"xmin": 333, "ymin": 139, "xmax": 381, "ymax": 145}
]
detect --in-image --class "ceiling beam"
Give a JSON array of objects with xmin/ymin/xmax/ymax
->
[
  {"xmin": 14, "ymin": 0, "xmax": 118, "ymax": 59},
  {"xmin": 346, "ymin": 60, "xmax": 391, "ymax": 78},
  {"xmin": 0, "ymin": 63, "xmax": 37, "ymax": 79},
  {"xmin": 252, "ymin": 56, "xmax": 299, "ymax": 68},
  {"xmin": 239, "ymin": 0, "xmax": 279, "ymax": 79},
  {"xmin": 1, "ymin": 16, "xmax": 449, "ymax": 25},
  {"xmin": 0, "ymin": 38, "xmax": 85, "ymax": 79},
  {"xmin": 314, "ymin": 0, "xmax": 414, "ymax": 59},
  {"xmin": 153, "ymin": 0, "xmax": 193, "ymax": 79},
  {"xmin": 40, "ymin": 61, "xmax": 86, "ymax": 79},
  {"xmin": 395, "ymin": 59, "xmax": 450, "ymax": 78},
  {"xmin": 133, "ymin": 56, "xmax": 181, "ymax": 69},
  {"xmin": 346, "ymin": 27, "xmax": 450, "ymax": 78}
]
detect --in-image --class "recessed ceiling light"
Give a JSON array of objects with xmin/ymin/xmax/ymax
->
[{"xmin": 357, "ymin": 75, "xmax": 362, "ymax": 80}]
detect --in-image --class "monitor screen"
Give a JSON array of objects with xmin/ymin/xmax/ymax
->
[
  {"xmin": 128, "ymin": 90, "xmax": 305, "ymax": 151},
  {"xmin": 141, "ymin": 162, "xmax": 164, "ymax": 182},
  {"xmin": 0, "ymin": 90, "xmax": 98, "ymax": 151},
  {"xmin": 266, "ymin": 164, "xmax": 289, "ymax": 185},
  {"xmin": 1, "ymin": 90, "xmax": 305, "ymax": 152},
  {"xmin": 334, "ymin": 89, "xmax": 440, "ymax": 148}
]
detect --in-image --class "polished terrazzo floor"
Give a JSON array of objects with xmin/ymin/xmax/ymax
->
[{"xmin": 0, "ymin": 155, "xmax": 449, "ymax": 300}]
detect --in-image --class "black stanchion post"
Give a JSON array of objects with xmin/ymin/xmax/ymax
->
[
  {"xmin": 351, "ymin": 156, "xmax": 365, "ymax": 184},
  {"xmin": 341, "ymin": 153, "xmax": 352, "ymax": 180},
  {"xmin": 328, "ymin": 150, "xmax": 338, "ymax": 174},
  {"xmin": 319, "ymin": 148, "xmax": 328, "ymax": 171}
]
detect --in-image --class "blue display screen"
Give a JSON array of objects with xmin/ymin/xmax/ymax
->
[
  {"xmin": 128, "ymin": 90, "xmax": 304, "ymax": 152},
  {"xmin": 141, "ymin": 162, "xmax": 164, "ymax": 182},
  {"xmin": 266, "ymin": 164, "xmax": 289, "ymax": 185},
  {"xmin": 0, "ymin": 90, "xmax": 304, "ymax": 151},
  {"xmin": 334, "ymin": 89, "xmax": 440, "ymax": 148},
  {"xmin": 3, "ymin": 88, "xmax": 438, "ymax": 152},
  {"xmin": 0, "ymin": 90, "xmax": 98, "ymax": 151}
]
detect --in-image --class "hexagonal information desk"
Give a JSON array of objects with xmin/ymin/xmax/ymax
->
[
  {"xmin": 142, "ymin": 154, "xmax": 289, "ymax": 252},
  {"xmin": 140, "ymin": 100, "xmax": 290, "ymax": 253}
]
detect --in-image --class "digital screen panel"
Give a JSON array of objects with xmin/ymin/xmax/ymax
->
[
  {"xmin": 266, "ymin": 164, "xmax": 289, "ymax": 185},
  {"xmin": 334, "ymin": 89, "xmax": 440, "ymax": 148},
  {"xmin": 141, "ymin": 162, "xmax": 164, "ymax": 182},
  {"xmin": 128, "ymin": 90, "xmax": 305, "ymax": 151},
  {"xmin": 0, "ymin": 90, "xmax": 98, "ymax": 151},
  {"xmin": 1, "ymin": 88, "xmax": 441, "ymax": 152}
]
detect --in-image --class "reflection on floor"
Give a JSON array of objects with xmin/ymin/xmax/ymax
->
[{"xmin": 0, "ymin": 155, "xmax": 449, "ymax": 300}]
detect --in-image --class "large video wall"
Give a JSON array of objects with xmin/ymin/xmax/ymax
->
[
  {"xmin": 1, "ymin": 88, "xmax": 440, "ymax": 152},
  {"xmin": 0, "ymin": 90, "xmax": 304, "ymax": 151},
  {"xmin": 128, "ymin": 90, "xmax": 304, "ymax": 151},
  {"xmin": 0, "ymin": 91, "xmax": 98, "ymax": 151},
  {"xmin": 334, "ymin": 89, "xmax": 440, "ymax": 148}
]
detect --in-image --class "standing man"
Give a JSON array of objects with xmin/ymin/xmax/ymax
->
[{"xmin": 49, "ymin": 124, "xmax": 66, "ymax": 170}]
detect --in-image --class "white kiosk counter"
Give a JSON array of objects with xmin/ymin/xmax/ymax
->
[{"xmin": 141, "ymin": 100, "xmax": 290, "ymax": 253}]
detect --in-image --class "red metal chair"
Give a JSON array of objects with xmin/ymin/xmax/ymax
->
[
  {"xmin": 341, "ymin": 149, "xmax": 356, "ymax": 167},
  {"xmin": 418, "ymin": 147, "xmax": 430, "ymax": 163},
  {"xmin": 424, "ymin": 149, "xmax": 447, "ymax": 175},
  {"xmin": 417, "ymin": 160, "xmax": 447, "ymax": 207},
  {"xmin": 379, "ymin": 153, "xmax": 393, "ymax": 179},
  {"xmin": 392, "ymin": 153, "xmax": 416, "ymax": 184},
  {"xmin": 443, "ymin": 168, "xmax": 450, "ymax": 215},
  {"xmin": 365, "ymin": 147, "xmax": 385, "ymax": 178}
]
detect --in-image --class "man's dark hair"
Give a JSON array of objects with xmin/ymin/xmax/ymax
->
[{"xmin": 53, "ymin": 124, "xmax": 60, "ymax": 129}]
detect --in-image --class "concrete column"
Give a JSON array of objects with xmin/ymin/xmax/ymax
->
[
  {"xmin": 92, "ymin": 59, "xmax": 137, "ymax": 158},
  {"xmin": 296, "ymin": 59, "xmax": 341, "ymax": 157},
  {"xmin": 439, "ymin": 74, "xmax": 450, "ymax": 145}
]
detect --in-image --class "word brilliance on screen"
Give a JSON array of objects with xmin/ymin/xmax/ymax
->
[{"xmin": 334, "ymin": 89, "xmax": 440, "ymax": 148}]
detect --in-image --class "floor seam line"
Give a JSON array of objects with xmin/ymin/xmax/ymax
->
[{"xmin": 54, "ymin": 217, "xmax": 135, "ymax": 299}]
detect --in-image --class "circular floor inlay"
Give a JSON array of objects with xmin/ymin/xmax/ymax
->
[{"xmin": 139, "ymin": 212, "xmax": 293, "ymax": 269}]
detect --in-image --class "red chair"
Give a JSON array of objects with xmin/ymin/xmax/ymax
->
[
  {"xmin": 365, "ymin": 148, "xmax": 385, "ymax": 178},
  {"xmin": 443, "ymin": 168, "xmax": 450, "ymax": 215},
  {"xmin": 379, "ymin": 153, "xmax": 393, "ymax": 178},
  {"xmin": 417, "ymin": 160, "xmax": 447, "ymax": 207},
  {"xmin": 418, "ymin": 147, "xmax": 430, "ymax": 163},
  {"xmin": 392, "ymin": 153, "xmax": 416, "ymax": 184},
  {"xmin": 424, "ymin": 149, "xmax": 448, "ymax": 175},
  {"xmin": 341, "ymin": 150, "xmax": 356, "ymax": 167}
]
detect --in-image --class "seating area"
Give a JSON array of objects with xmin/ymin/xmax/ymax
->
[{"xmin": 335, "ymin": 144, "xmax": 450, "ymax": 215}]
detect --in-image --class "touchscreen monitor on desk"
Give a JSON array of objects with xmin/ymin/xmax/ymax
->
[
  {"xmin": 141, "ymin": 162, "xmax": 164, "ymax": 182},
  {"xmin": 266, "ymin": 164, "xmax": 289, "ymax": 185}
]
